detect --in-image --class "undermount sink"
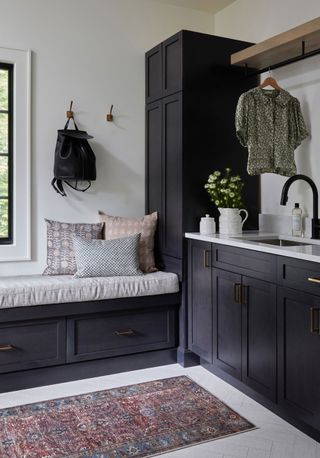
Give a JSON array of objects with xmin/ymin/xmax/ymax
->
[{"xmin": 246, "ymin": 238, "xmax": 311, "ymax": 247}]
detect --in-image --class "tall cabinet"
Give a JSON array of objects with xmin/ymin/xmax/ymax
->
[
  {"xmin": 145, "ymin": 30, "xmax": 260, "ymax": 364},
  {"xmin": 146, "ymin": 30, "xmax": 260, "ymax": 277}
]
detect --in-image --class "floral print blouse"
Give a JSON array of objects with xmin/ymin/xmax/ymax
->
[{"xmin": 235, "ymin": 87, "xmax": 309, "ymax": 177}]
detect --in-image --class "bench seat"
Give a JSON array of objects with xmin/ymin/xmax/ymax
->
[{"xmin": 0, "ymin": 272, "xmax": 179, "ymax": 309}]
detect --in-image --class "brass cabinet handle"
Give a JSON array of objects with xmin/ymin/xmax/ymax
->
[
  {"xmin": 203, "ymin": 250, "xmax": 210, "ymax": 268},
  {"xmin": 234, "ymin": 283, "xmax": 241, "ymax": 304},
  {"xmin": 308, "ymin": 277, "xmax": 320, "ymax": 284},
  {"xmin": 241, "ymin": 284, "xmax": 247, "ymax": 305},
  {"xmin": 114, "ymin": 329, "xmax": 136, "ymax": 337},
  {"xmin": 0, "ymin": 344, "xmax": 15, "ymax": 351},
  {"xmin": 310, "ymin": 307, "xmax": 320, "ymax": 334}
]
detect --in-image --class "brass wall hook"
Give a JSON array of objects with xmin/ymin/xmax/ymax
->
[
  {"xmin": 66, "ymin": 100, "xmax": 74, "ymax": 119},
  {"xmin": 106, "ymin": 104, "xmax": 114, "ymax": 122}
]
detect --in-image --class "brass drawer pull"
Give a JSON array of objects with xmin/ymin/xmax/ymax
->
[
  {"xmin": 308, "ymin": 277, "xmax": 320, "ymax": 284},
  {"xmin": 114, "ymin": 329, "xmax": 136, "ymax": 337},
  {"xmin": 310, "ymin": 307, "xmax": 320, "ymax": 334},
  {"xmin": 203, "ymin": 250, "xmax": 210, "ymax": 268},
  {"xmin": 0, "ymin": 344, "xmax": 15, "ymax": 351},
  {"xmin": 234, "ymin": 283, "xmax": 241, "ymax": 304}
]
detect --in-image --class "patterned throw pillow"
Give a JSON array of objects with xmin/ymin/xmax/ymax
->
[
  {"xmin": 43, "ymin": 219, "xmax": 104, "ymax": 275},
  {"xmin": 73, "ymin": 234, "xmax": 142, "ymax": 278},
  {"xmin": 98, "ymin": 211, "xmax": 158, "ymax": 273}
]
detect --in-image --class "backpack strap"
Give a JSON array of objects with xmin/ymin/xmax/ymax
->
[
  {"xmin": 64, "ymin": 180, "xmax": 91, "ymax": 192},
  {"xmin": 51, "ymin": 178, "xmax": 66, "ymax": 196}
]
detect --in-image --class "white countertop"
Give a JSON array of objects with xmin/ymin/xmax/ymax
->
[{"xmin": 185, "ymin": 231, "xmax": 320, "ymax": 264}]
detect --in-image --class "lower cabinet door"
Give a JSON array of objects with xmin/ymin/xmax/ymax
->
[
  {"xmin": 67, "ymin": 308, "xmax": 177, "ymax": 363},
  {"xmin": 242, "ymin": 276, "xmax": 277, "ymax": 401},
  {"xmin": 213, "ymin": 268, "xmax": 242, "ymax": 380},
  {"xmin": 0, "ymin": 319, "xmax": 66, "ymax": 373},
  {"xmin": 188, "ymin": 240, "xmax": 212, "ymax": 362},
  {"xmin": 278, "ymin": 287, "xmax": 320, "ymax": 430}
]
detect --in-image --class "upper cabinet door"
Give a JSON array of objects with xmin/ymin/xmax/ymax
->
[
  {"xmin": 162, "ymin": 92, "xmax": 182, "ymax": 259},
  {"xmin": 162, "ymin": 33, "xmax": 182, "ymax": 98},
  {"xmin": 146, "ymin": 44, "xmax": 163, "ymax": 104},
  {"xmin": 145, "ymin": 100, "xmax": 163, "ymax": 265}
]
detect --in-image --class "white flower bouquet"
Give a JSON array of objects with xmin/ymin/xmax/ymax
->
[{"xmin": 204, "ymin": 168, "xmax": 244, "ymax": 208}]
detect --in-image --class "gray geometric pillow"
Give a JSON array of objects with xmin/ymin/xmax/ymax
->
[
  {"xmin": 43, "ymin": 219, "xmax": 104, "ymax": 275},
  {"xmin": 73, "ymin": 234, "xmax": 143, "ymax": 278}
]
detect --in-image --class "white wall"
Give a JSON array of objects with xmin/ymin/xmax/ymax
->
[
  {"xmin": 0, "ymin": 0, "xmax": 214, "ymax": 275},
  {"xmin": 214, "ymin": 0, "xmax": 320, "ymax": 221}
]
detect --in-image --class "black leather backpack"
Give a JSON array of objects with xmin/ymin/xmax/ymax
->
[{"xmin": 51, "ymin": 117, "xmax": 96, "ymax": 197}]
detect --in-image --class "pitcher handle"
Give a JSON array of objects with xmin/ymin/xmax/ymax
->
[{"xmin": 239, "ymin": 209, "xmax": 248, "ymax": 227}]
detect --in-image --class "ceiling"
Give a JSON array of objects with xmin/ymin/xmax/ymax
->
[{"xmin": 152, "ymin": 0, "xmax": 236, "ymax": 14}]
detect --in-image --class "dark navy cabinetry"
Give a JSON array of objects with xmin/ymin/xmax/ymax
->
[
  {"xmin": 188, "ymin": 238, "xmax": 320, "ymax": 441},
  {"xmin": 146, "ymin": 30, "xmax": 260, "ymax": 277}
]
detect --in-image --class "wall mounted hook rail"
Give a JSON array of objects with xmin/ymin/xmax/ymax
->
[{"xmin": 243, "ymin": 43, "xmax": 320, "ymax": 78}]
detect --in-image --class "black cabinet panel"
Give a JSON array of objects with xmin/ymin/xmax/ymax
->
[
  {"xmin": 188, "ymin": 240, "xmax": 212, "ymax": 362},
  {"xmin": 146, "ymin": 44, "xmax": 163, "ymax": 103},
  {"xmin": 0, "ymin": 319, "xmax": 65, "ymax": 373},
  {"xmin": 162, "ymin": 33, "xmax": 182, "ymax": 98},
  {"xmin": 146, "ymin": 31, "xmax": 260, "ymax": 271},
  {"xmin": 278, "ymin": 287, "xmax": 320, "ymax": 429},
  {"xmin": 242, "ymin": 276, "xmax": 277, "ymax": 401},
  {"xmin": 67, "ymin": 308, "xmax": 177, "ymax": 363},
  {"xmin": 213, "ymin": 268, "xmax": 242, "ymax": 380},
  {"xmin": 146, "ymin": 100, "xmax": 163, "ymax": 264},
  {"xmin": 162, "ymin": 93, "xmax": 182, "ymax": 259}
]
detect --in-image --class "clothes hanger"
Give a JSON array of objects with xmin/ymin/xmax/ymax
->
[{"xmin": 259, "ymin": 68, "xmax": 281, "ymax": 91}]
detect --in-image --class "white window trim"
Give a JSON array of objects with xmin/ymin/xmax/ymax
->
[{"xmin": 0, "ymin": 47, "xmax": 31, "ymax": 262}]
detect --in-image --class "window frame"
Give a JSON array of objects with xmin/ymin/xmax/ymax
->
[
  {"xmin": 0, "ymin": 62, "xmax": 14, "ymax": 244},
  {"xmin": 0, "ymin": 47, "xmax": 31, "ymax": 262}
]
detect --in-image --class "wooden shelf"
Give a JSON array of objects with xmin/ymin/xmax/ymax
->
[{"xmin": 231, "ymin": 17, "xmax": 320, "ymax": 69}]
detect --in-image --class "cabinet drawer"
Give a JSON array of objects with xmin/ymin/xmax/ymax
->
[
  {"xmin": 0, "ymin": 319, "xmax": 66, "ymax": 374},
  {"xmin": 67, "ymin": 308, "xmax": 177, "ymax": 363},
  {"xmin": 213, "ymin": 245, "xmax": 276, "ymax": 282},
  {"xmin": 278, "ymin": 256, "xmax": 320, "ymax": 295}
]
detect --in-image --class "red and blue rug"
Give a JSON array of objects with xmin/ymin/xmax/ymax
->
[{"xmin": 0, "ymin": 376, "xmax": 255, "ymax": 457}]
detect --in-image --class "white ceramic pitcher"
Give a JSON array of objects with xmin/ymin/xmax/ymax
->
[{"xmin": 218, "ymin": 208, "xmax": 248, "ymax": 235}]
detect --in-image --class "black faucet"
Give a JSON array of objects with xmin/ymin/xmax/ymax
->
[{"xmin": 280, "ymin": 174, "xmax": 320, "ymax": 239}]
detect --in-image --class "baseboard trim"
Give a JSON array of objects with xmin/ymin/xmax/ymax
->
[
  {"xmin": 177, "ymin": 347, "xmax": 200, "ymax": 367},
  {"xmin": 0, "ymin": 349, "xmax": 177, "ymax": 394}
]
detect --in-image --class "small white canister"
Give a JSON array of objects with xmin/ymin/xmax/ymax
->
[{"xmin": 200, "ymin": 214, "xmax": 216, "ymax": 235}]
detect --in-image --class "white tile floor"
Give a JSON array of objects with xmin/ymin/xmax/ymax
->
[{"xmin": 0, "ymin": 364, "xmax": 319, "ymax": 458}]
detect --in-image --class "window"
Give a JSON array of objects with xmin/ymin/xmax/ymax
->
[
  {"xmin": 0, "ymin": 63, "xmax": 13, "ymax": 244},
  {"xmin": 0, "ymin": 47, "xmax": 31, "ymax": 262}
]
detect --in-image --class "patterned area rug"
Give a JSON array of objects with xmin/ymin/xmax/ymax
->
[{"xmin": 0, "ymin": 376, "xmax": 255, "ymax": 457}]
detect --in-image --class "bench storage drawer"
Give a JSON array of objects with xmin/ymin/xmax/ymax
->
[
  {"xmin": 0, "ymin": 319, "xmax": 66, "ymax": 374},
  {"xmin": 67, "ymin": 307, "xmax": 177, "ymax": 363}
]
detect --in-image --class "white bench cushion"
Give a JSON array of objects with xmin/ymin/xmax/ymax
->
[{"xmin": 0, "ymin": 272, "xmax": 179, "ymax": 309}]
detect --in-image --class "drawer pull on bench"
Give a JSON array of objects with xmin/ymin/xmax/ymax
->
[
  {"xmin": 114, "ymin": 330, "xmax": 136, "ymax": 337},
  {"xmin": 0, "ymin": 344, "xmax": 15, "ymax": 351},
  {"xmin": 308, "ymin": 277, "xmax": 320, "ymax": 284}
]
